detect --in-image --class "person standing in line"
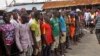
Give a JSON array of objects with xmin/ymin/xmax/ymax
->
[
  {"xmin": 41, "ymin": 15, "xmax": 54, "ymax": 56},
  {"xmin": 10, "ymin": 10, "xmax": 20, "ymax": 26},
  {"xmin": 10, "ymin": 10, "xmax": 23, "ymax": 56},
  {"xmin": 89, "ymin": 11, "xmax": 96, "ymax": 34},
  {"xmin": 50, "ymin": 11, "xmax": 60, "ymax": 56},
  {"xmin": 68, "ymin": 13, "xmax": 76, "ymax": 45},
  {"xmin": 65, "ymin": 12, "xmax": 72, "ymax": 50},
  {"xmin": 29, "ymin": 11, "xmax": 42, "ymax": 56},
  {"xmin": 29, "ymin": 7, "xmax": 37, "ymax": 23},
  {"xmin": 15, "ymin": 15, "xmax": 33, "ymax": 56},
  {"xmin": 95, "ymin": 9, "xmax": 100, "ymax": 44},
  {"xmin": 0, "ymin": 13, "xmax": 15, "ymax": 56},
  {"xmin": 74, "ymin": 12, "xmax": 80, "ymax": 44},
  {"xmin": 58, "ymin": 11, "xmax": 67, "ymax": 56},
  {"xmin": 0, "ymin": 15, "xmax": 4, "ymax": 56},
  {"xmin": 84, "ymin": 9, "xmax": 91, "ymax": 28}
]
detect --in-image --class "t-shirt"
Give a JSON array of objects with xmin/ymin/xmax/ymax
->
[
  {"xmin": 59, "ymin": 16, "xmax": 66, "ymax": 32},
  {"xmin": 84, "ymin": 12, "xmax": 91, "ymax": 21},
  {"xmin": 30, "ymin": 19, "xmax": 41, "ymax": 42},
  {"xmin": 10, "ymin": 19, "xmax": 20, "ymax": 28},
  {"xmin": 0, "ymin": 24, "xmax": 15, "ymax": 46},
  {"xmin": 0, "ymin": 19, "xmax": 4, "ymax": 25},
  {"xmin": 50, "ymin": 18, "xmax": 60, "ymax": 37},
  {"xmin": 41, "ymin": 22, "xmax": 53, "ymax": 45},
  {"xmin": 95, "ymin": 15, "xmax": 100, "ymax": 29},
  {"xmin": 18, "ymin": 23, "xmax": 33, "ymax": 50}
]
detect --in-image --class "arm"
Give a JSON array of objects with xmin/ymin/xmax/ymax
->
[
  {"xmin": 15, "ymin": 27, "xmax": 23, "ymax": 52},
  {"xmin": 95, "ymin": 16, "xmax": 98, "ymax": 24},
  {"xmin": 29, "ymin": 29, "xmax": 34, "ymax": 46},
  {"xmin": 58, "ymin": 19, "xmax": 63, "ymax": 37},
  {"xmin": 42, "ymin": 24, "xmax": 50, "ymax": 45},
  {"xmin": 0, "ymin": 31, "xmax": 10, "ymax": 56},
  {"xmin": 31, "ymin": 30, "xmax": 38, "ymax": 48}
]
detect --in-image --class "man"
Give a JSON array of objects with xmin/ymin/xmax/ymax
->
[
  {"xmin": 58, "ymin": 11, "xmax": 67, "ymax": 55},
  {"xmin": 95, "ymin": 9, "xmax": 100, "ymax": 44},
  {"xmin": 0, "ymin": 16, "xmax": 4, "ymax": 25},
  {"xmin": 29, "ymin": 11, "xmax": 41, "ymax": 56},
  {"xmin": 50, "ymin": 11, "xmax": 60, "ymax": 56},
  {"xmin": 84, "ymin": 9, "xmax": 91, "ymax": 28}
]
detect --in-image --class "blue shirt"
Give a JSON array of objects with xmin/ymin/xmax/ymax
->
[{"xmin": 59, "ymin": 16, "xmax": 66, "ymax": 32}]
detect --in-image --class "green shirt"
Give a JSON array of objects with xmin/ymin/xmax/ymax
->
[{"xmin": 50, "ymin": 18, "xmax": 60, "ymax": 37}]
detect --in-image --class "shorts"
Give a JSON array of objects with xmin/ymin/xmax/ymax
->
[
  {"xmin": 33, "ymin": 40, "xmax": 42, "ymax": 55},
  {"xmin": 60, "ymin": 32, "xmax": 66, "ymax": 43},
  {"xmin": 85, "ymin": 20, "xmax": 89, "ymax": 26},
  {"xmin": 20, "ymin": 46, "xmax": 33, "ymax": 56},
  {"xmin": 95, "ymin": 29, "xmax": 100, "ymax": 42},
  {"xmin": 51, "ymin": 36, "xmax": 59, "ymax": 50}
]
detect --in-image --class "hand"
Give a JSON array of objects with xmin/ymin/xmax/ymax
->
[
  {"xmin": 20, "ymin": 51, "xmax": 24, "ymax": 54},
  {"xmin": 61, "ymin": 33, "xmax": 64, "ymax": 36},
  {"xmin": 34, "ymin": 45, "xmax": 39, "ymax": 49}
]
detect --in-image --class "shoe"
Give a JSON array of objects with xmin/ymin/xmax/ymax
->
[
  {"xmin": 64, "ymin": 50, "xmax": 68, "ymax": 53},
  {"xmin": 67, "ymin": 48, "xmax": 72, "ymax": 50},
  {"xmin": 61, "ymin": 54, "xmax": 65, "ymax": 56}
]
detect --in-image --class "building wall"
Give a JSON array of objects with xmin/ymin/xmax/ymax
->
[{"xmin": 6, "ymin": 3, "xmax": 44, "ymax": 12}]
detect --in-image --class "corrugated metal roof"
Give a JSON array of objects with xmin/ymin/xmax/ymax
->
[{"xmin": 43, "ymin": 0, "xmax": 100, "ymax": 9}]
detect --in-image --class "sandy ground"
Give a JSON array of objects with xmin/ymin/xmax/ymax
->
[{"xmin": 65, "ymin": 29, "xmax": 100, "ymax": 56}]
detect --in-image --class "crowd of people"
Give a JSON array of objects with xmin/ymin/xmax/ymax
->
[{"xmin": 0, "ymin": 7, "xmax": 100, "ymax": 56}]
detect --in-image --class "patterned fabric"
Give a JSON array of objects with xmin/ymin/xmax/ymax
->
[
  {"xmin": 0, "ymin": 19, "xmax": 4, "ymax": 25},
  {"xmin": 96, "ymin": 15, "xmax": 100, "ymax": 29},
  {"xmin": 0, "ymin": 24, "xmax": 15, "ymax": 46}
]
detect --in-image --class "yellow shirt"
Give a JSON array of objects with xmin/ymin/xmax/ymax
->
[{"xmin": 30, "ymin": 19, "xmax": 41, "ymax": 42}]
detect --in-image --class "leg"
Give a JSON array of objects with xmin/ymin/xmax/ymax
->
[
  {"xmin": 26, "ymin": 46, "xmax": 33, "ymax": 56},
  {"xmin": 95, "ymin": 29, "xmax": 100, "ymax": 44}
]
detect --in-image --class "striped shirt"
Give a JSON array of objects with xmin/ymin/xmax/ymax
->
[{"xmin": 95, "ymin": 15, "xmax": 100, "ymax": 29}]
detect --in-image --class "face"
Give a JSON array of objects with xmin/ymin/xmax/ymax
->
[
  {"xmin": 3, "ymin": 13, "xmax": 11, "ymax": 23},
  {"xmin": 13, "ymin": 12, "xmax": 18, "ymax": 20},
  {"xmin": 32, "ymin": 7, "xmax": 37, "ymax": 12}
]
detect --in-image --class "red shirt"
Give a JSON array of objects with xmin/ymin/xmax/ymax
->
[
  {"xmin": 40, "ymin": 18, "xmax": 43, "ymax": 34},
  {"xmin": 41, "ymin": 22, "xmax": 53, "ymax": 45}
]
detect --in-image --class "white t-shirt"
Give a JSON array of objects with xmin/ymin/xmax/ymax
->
[{"xmin": 84, "ymin": 12, "xmax": 91, "ymax": 21}]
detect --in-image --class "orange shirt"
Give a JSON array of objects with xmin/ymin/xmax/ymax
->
[{"xmin": 69, "ymin": 18, "xmax": 76, "ymax": 39}]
